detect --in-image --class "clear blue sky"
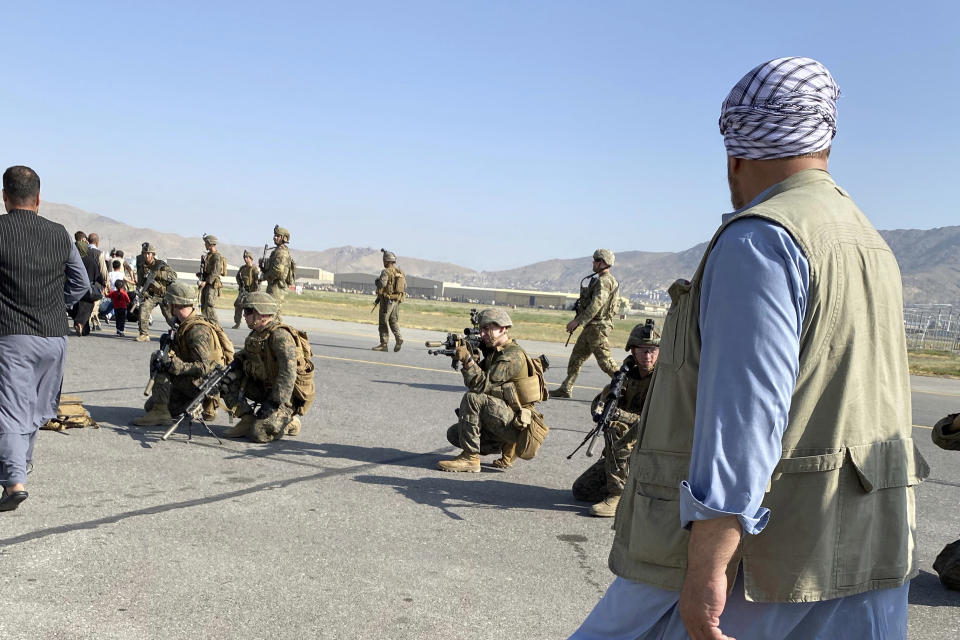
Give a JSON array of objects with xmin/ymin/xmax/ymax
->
[{"xmin": 3, "ymin": 2, "xmax": 957, "ymax": 270}]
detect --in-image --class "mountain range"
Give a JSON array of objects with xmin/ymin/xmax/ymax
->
[{"xmin": 39, "ymin": 201, "xmax": 960, "ymax": 305}]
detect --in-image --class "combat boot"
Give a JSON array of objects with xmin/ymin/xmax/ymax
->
[
  {"xmin": 132, "ymin": 405, "xmax": 174, "ymax": 426},
  {"xmin": 437, "ymin": 453, "xmax": 481, "ymax": 473},
  {"xmin": 548, "ymin": 386, "xmax": 572, "ymax": 399},
  {"xmin": 202, "ymin": 397, "xmax": 218, "ymax": 422},
  {"xmin": 393, "ymin": 339, "xmax": 403, "ymax": 352},
  {"xmin": 232, "ymin": 322, "xmax": 241, "ymax": 329},
  {"xmin": 285, "ymin": 416, "xmax": 301, "ymax": 436},
  {"xmin": 589, "ymin": 494, "xmax": 621, "ymax": 518},
  {"xmin": 491, "ymin": 441, "xmax": 517, "ymax": 470},
  {"xmin": 135, "ymin": 333, "xmax": 151, "ymax": 342},
  {"xmin": 371, "ymin": 343, "xmax": 388, "ymax": 352},
  {"xmin": 223, "ymin": 413, "xmax": 256, "ymax": 438}
]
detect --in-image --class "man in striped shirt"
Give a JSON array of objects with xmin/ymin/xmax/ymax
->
[{"xmin": 0, "ymin": 166, "xmax": 89, "ymax": 512}]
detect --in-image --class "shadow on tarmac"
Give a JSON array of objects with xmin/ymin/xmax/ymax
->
[
  {"xmin": 354, "ymin": 473, "xmax": 583, "ymax": 521},
  {"xmin": 371, "ymin": 379, "xmax": 464, "ymax": 393},
  {"xmin": 909, "ymin": 570, "xmax": 960, "ymax": 606}
]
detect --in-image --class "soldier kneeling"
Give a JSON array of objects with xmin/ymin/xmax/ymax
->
[
  {"xmin": 221, "ymin": 292, "xmax": 315, "ymax": 442},
  {"xmin": 133, "ymin": 282, "xmax": 233, "ymax": 426},
  {"xmin": 571, "ymin": 320, "xmax": 659, "ymax": 517},
  {"xmin": 438, "ymin": 309, "xmax": 549, "ymax": 473}
]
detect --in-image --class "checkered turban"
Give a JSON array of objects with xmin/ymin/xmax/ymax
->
[{"xmin": 719, "ymin": 57, "xmax": 840, "ymax": 160}]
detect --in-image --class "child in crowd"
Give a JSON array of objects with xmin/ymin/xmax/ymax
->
[
  {"xmin": 108, "ymin": 280, "xmax": 131, "ymax": 337},
  {"xmin": 102, "ymin": 259, "xmax": 125, "ymax": 323}
]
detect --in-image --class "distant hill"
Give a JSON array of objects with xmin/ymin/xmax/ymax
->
[{"xmin": 39, "ymin": 201, "xmax": 960, "ymax": 305}]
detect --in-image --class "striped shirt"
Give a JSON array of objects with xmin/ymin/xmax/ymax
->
[{"xmin": 0, "ymin": 209, "xmax": 89, "ymax": 336}]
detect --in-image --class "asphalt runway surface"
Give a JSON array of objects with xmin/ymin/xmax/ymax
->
[{"xmin": 2, "ymin": 310, "xmax": 959, "ymax": 639}]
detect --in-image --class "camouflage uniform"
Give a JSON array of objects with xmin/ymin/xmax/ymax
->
[
  {"xmin": 199, "ymin": 237, "xmax": 226, "ymax": 327},
  {"xmin": 136, "ymin": 254, "xmax": 178, "ymax": 338},
  {"xmin": 233, "ymin": 259, "xmax": 260, "ymax": 327},
  {"xmin": 554, "ymin": 252, "xmax": 620, "ymax": 395},
  {"xmin": 135, "ymin": 308, "xmax": 229, "ymax": 424},
  {"xmin": 445, "ymin": 340, "xmax": 529, "ymax": 454},
  {"xmin": 264, "ymin": 225, "xmax": 292, "ymax": 312},
  {"xmin": 373, "ymin": 251, "xmax": 405, "ymax": 351},
  {"xmin": 571, "ymin": 354, "xmax": 654, "ymax": 503},
  {"xmin": 222, "ymin": 317, "xmax": 303, "ymax": 442}
]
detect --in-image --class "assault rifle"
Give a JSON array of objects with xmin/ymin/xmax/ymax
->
[
  {"xmin": 133, "ymin": 269, "xmax": 157, "ymax": 309},
  {"xmin": 425, "ymin": 328, "xmax": 484, "ymax": 371},
  {"xmin": 565, "ymin": 274, "xmax": 594, "ymax": 347},
  {"xmin": 567, "ymin": 360, "xmax": 631, "ymax": 459},
  {"xmin": 161, "ymin": 360, "xmax": 239, "ymax": 442},
  {"xmin": 257, "ymin": 244, "xmax": 270, "ymax": 283},
  {"xmin": 196, "ymin": 252, "xmax": 206, "ymax": 288},
  {"xmin": 144, "ymin": 327, "xmax": 177, "ymax": 396}
]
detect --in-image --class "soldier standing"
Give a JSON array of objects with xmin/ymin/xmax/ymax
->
[
  {"xmin": 262, "ymin": 224, "xmax": 293, "ymax": 312},
  {"xmin": 135, "ymin": 243, "xmax": 178, "ymax": 342},
  {"xmin": 233, "ymin": 249, "xmax": 260, "ymax": 329},
  {"xmin": 572, "ymin": 320, "xmax": 659, "ymax": 517},
  {"xmin": 437, "ymin": 309, "xmax": 549, "ymax": 473},
  {"xmin": 220, "ymin": 292, "xmax": 315, "ymax": 442},
  {"xmin": 132, "ymin": 282, "xmax": 232, "ymax": 426},
  {"xmin": 197, "ymin": 234, "xmax": 225, "ymax": 327},
  {"xmin": 372, "ymin": 248, "xmax": 406, "ymax": 352},
  {"xmin": 550, "ymin": 248, "xmax": 621, "ymax": 398}
]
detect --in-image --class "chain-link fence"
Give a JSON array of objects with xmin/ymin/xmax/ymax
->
[{"xmin": 904, "ymin": 305, "xmax": 960, "ymax": 352}]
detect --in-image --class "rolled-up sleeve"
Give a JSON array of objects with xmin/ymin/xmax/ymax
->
[
  {"xmin": 63, "ymin": 244, "xmax": 90, "ymax": 307},
  {"xmin": 679, "ymin": 217, "xmax": 809, "ymax": 535}
]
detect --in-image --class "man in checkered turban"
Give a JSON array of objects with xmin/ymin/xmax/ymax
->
[{"xmin": 568, "ymin": 58, "xmax": 920, "ymax": 640}]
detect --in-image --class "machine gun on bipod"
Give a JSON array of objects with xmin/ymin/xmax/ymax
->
[
  {"xmin": 161, "ymin": 360, "xmax": 239, "ymax": 442},
  {"xmin": 566, "ymin": 360, "xmax": 631, "ymax": 459}
]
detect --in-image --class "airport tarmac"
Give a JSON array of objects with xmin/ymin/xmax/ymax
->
[{"xmin": 1, "ymin": 311, "xmax": 958, "ymax": 639}]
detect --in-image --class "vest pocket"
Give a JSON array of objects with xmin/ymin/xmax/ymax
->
[
  {"xmin": 658, "ymin": 279, "xmax": 692, "ymax": 369},
  {"xmin": 835, "ymin": 440, "xmax": 927, "ymax": 587},
  {"xmin": 619, "ymin": 449, "xmax": 691, "ymax": 569}
]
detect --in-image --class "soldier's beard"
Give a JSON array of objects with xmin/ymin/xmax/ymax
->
[{"xmin": 728, "ymin": 162, "xmax": 746, "ymax": 210}]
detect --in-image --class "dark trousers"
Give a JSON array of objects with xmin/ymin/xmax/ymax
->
[{"xmin": 114, "ymin": 308, "xmax": 127, "ymax": 332}]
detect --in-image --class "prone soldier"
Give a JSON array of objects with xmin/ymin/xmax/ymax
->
[
  {"xmin": 220, "ymin": 292, "xmax": 315, "ymax": 442},
  {"xmin": 550, "ymin": 248, "xmax": 621, "ymax": 397},
  {"xmin": 233, "ymin": 249, "xmax": 260, "ymax": 328},
  {"xmin": 371, "ymin": 248, "xmax": 406, "ymax": 352},
  {"xmin": 262, "ymin": 224, "xmax": 294, "ymax": 313},
  {"xmin": 571, "ymin": 320, "xmax": 659, "ymax": 517},
  {"xmin": 437, "ymin": 309, "xmax": 549, "ymax": 473},
  {"xmin": 135, "ymin": 243, "xmax": 178, "ymax": 342},
  {"xmin": 132, "ymin": 282, "xmax": 233, "ymax": 426},
  {"xmin": 197, "ymin": 234, "xmax": 226, "ymax": 327}
]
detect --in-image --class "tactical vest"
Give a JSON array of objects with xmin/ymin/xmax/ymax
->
[
  {"xmin": 485, "ymin": 341, "xmax": 548, "ymax": 459},
  {"xmin": 580, "ymin": 272, "xmax": 620, "ymax": 326},
  {"xmin": 242, "ymin": 322, "xmax": 315, "ymax": 414},
  {"xmin": 378, "ymin": 266, "xmax": 406, "ymax": 302},
  {"xmin": 608, "ymin": 169, "xmax": 928, "ymax": 602},
  {"xmin": 172, "ymin": 312, "xmax": 232, "ymax": 367},
  {"xmin": 237, "ymin": 265, "xmax": 260, "ymax": 293},
  {"xmin": 142, "ymin": 260, "xmax": 174, "ymax": 297}
]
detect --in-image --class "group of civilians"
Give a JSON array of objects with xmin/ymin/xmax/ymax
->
[{"xmin": 69, "ymin": 232, "xmax": 137, "ymax": 337}]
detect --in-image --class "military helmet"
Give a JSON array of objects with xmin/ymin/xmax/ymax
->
[
  {"xmin": 164, "ymin": 282, "xmax": 197, "ymax": 306},
  {"xmin": 141, "ymin": 241, "xmax": 150, "ymax": 252},
  {"xmin": 143, "ymin": 243, "xmax": 158, "ymax": 254},
  {"xmin": 243, "ymin": 249, "xmax": 253, "ymax": 259},
  {"xmin": 593, "ymin": 248, "xmax": 615, "ymax": 267},
  {"xmin": 243, "ymin": 291, "xmax": 279, "ymax": 315},
  {"xmin": 273, "ymin": 225, "xmax": 290, "ymax": 242},
  {"xmin": 626, "ymin": 319, "xmax": 660, "ymax": 350},
  {"xmin": 203, "ymin": 234, "xmax": 218, "ymax": 246},
  {"xmin": 381, "ymin": 248, "xmax": 397, "ymax": 263},
  {"xmin": 476, "ymin": 308, "xmax": 512, "ymax": 328}
]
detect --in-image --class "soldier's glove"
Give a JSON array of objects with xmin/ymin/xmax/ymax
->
[
  {"xmin": 256, "ymin": 401, "xmax": 279, "ymax": 420},
  {"xmin": 164, "ymin": 353, "xmax": 187, "ymax": 375},
  {"xmin": 453, "ymin": 343, "xmax": 472, "ymax": 364},
  {"xmin": 220, "ymin": 366, "xmax": 242, "ymax": 389}
]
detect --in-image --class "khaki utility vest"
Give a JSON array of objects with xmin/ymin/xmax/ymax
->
[{"xmin": 609, "ymin": 169, "xmax": 928, "ymax": 602}]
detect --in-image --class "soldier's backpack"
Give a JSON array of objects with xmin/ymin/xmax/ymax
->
[
  {"xmin": 267, "ymin": 324, "xmax": 315, "ymax": 414},
  {"xmin": 285, "ymin": 258, "xmax": 297, "ymax": 287},
  {"xmin": 211, "ymin": 322, "xmax": 234, "ymax": 364},
  {"xmin": 391, "ymin": 269, "xmax": 407, "ymax": 301},
  {"xmin": 515, "ymin": 352, "xmax": 550, "ymax": 460}
]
